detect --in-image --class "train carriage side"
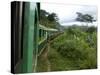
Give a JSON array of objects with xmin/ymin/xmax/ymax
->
[
  {"xmin": 38, "ymin": 24, "xmax": 58, "ymax": 55},
  {"xmin": 11, "ymin": 2, "xmax": 40, "ymax": 73}
]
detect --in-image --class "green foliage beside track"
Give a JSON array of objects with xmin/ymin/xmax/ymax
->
[{"xmin": 49, "ymin": 25, "xmax": 97, "ymax": 70}]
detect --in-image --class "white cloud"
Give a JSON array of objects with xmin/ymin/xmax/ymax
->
[{"xmin": 41, "ymin": 3, "xmax": 97, "ymax": 26}]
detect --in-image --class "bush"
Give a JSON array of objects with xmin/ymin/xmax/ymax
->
[
  {"xmin": 50, "ymin": 25, "xmax": 97, "ymax": 69},
  {"xmin": 79, "ymin": 47, "xmax": 97, "ymax": 69},
  {"xmin": 57, "ymin": 39, "xmax": 97, "ymax": 69},
  {"xmin": 58, "ymin": 40, "xmax": 88, "ymax": 60}
]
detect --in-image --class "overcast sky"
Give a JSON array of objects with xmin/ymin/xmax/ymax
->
[{"xmin": 41, "ymin": 3, "xmax": 97, "ymax": 26}]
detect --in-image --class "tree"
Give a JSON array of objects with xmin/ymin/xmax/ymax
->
[
  {"xmin": 76, "ymin": 12, "xmax": 83, "ymax": 22},
  {"xmin": 76, "ymin": 12, "xmax": 95, "ymax": 26},
  {"xmin": 47, "ymin": 13, "xmax": 59, "ymax": 22},
  {"xmin": 40, "ymin": 10, "xmax": 49, "ymax": 19},
  {"xmin": 86, "ymin": 26, "xmax": 97, "ymax": 33},
  {"xmin": 40, "ymin": 9, "xmax": 60, "ymax": 29}
]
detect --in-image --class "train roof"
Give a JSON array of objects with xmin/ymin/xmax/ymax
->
[{"xmin": 39, "ymin": 24, "xmax": 58, "ymax": 31}]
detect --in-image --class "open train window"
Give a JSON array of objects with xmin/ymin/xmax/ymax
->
[{"xmin": 39, "ymin": 29, "xmax": 42, "ymax": 39}]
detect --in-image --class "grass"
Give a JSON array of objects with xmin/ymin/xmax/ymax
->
[
  {"xmin": 36, "ymin": 46, "xmax": 50, "ymax": 72},
  {"xmin": 36, "ymin": 55, "xmax": 48, "ymax": 72}
]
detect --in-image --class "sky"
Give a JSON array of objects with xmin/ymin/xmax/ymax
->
[{"xmin": 41, "ymin": 3, "xmax": 97, "ymax": 26}]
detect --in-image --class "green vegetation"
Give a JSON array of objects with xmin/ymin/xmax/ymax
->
[
  {"xmin": 40, "ymin": 10, "xmax": 63, "ymax": 30},
  {"xmin": 36, "ymin": 25, "xmax": 97, "ymax": 72},
  {"xmin": 49, "ymin": 25, "xmax": 97, "ymax": 70}
]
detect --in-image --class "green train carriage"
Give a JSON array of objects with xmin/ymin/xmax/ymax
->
[
  {"xmin": 11, "ymin": 1, "xmax": 58, "ymax": 74},
  {"xmin": 38, "ymin": 24, "xmax": 58, "ymax": 55}
]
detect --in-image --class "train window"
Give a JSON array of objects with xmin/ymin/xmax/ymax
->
[
  {"xmin": 39, "ymin": 29, "xmax": 41, "ymax": 39},
  {"xmin": 42, "ymin": 30, "xmax": 44, "ymax": 37},
  {"xmin": 43, "ymin": 30, "xmax": 45, "ymax": 36},
  {"xmin": 41, "ymin": 30, "xmax": 43, "ymax": 38}
]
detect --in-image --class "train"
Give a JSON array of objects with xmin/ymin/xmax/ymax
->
[{"xmin": 11, "ymin": 1, "xmax": 59, "ymax": 74}]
